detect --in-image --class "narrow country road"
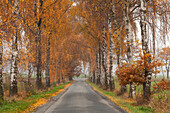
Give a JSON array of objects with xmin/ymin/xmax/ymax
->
[{"xmin": 36, "ymin": 78, "xmax": 127, "ymax": 113}]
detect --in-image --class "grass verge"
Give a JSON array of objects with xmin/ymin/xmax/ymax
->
[
  {"xmin": 87, "ymin": 81, "xmax": 154, "ymax": 113},
  {"xmin": 0, "ymin": 82, "xmax": 71, "ymax": 113}
]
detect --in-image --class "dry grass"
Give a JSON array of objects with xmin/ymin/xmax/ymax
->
[{"xmin": 149, "ymin": 90, "xmax": 169, "ymax": 113}]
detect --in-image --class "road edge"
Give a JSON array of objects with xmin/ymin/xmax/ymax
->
[
  {"xmin": 33, "ymin": 83, "xmax": 72, "ymax": 113},
  {"xmin": 86, "ymin": 81, "xmax": 128, "ymax": 113}
]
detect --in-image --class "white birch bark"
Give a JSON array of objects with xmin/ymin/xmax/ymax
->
[
  {"xmin": 98, "ymin": 41, "xmax": 102, "ymax": 86},
  {"xmin": 108, "ymin": 14, "xmax": 115, "ymax": 91},
  {"xmin": 140, "ymin": 0, "xmax": 152, "ymax": 100},
  {"xmin": 124, "ymin": 0, "xmax": 136, "ymax": 98},
  {"xmin": 102, "ymin": 20, "xmax": 108, "ymax": 89},
  {"xmin": 10, "ymin": 0, "xmax": 19, "ymax": 96}
]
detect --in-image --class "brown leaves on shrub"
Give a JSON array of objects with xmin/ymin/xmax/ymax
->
[
  {"xmin": 116, "ymin": 53, "xmax": 162, "ymax": 86},
  {"xmin": 153, "ymin": 78, "xmax": 170, "ymax": 91}
]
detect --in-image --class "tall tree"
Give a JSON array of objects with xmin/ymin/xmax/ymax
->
[
  {"xmin": 124, "ymin": 0, "xmax": 136, "ymax": 98},
  {"xmin": 0, "ymin": 37, "xmax": 3, "ymax": 101},
  {"xmin": 34, "ymin": 0, "xmax": 43, "ymax": 90},
  {"xmin": 108, "ymin": 13, "xmax": 114, "ymax": 91},
  {"xmin": 140, "ymin": 0, "xmax": 151, "ymax": 100},
  {"xmin": 45, "ymin": 36, "xmax": 51, "ymax": 87},
  {"xmin": 9, "ymin": 0, "xmax": 19, "ymax": 96},
  {"xmin": 102, "ymin": 20, "xmax": 108, "ymax": 89}
]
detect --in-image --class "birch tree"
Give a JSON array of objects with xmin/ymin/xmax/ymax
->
[
  {"xmin": 140, "ymin": 0, "xmax": 152, "ymax": 100},
  {"xmin": 102, "ymin": 20, "xmax": 108, "ymax": 89},
  {"xmin": 108, "ymin": 14, "xmax": 115, "ymax": 91},
  {"xmin": 9, "ymin": 0, "xmax": 19, "ymax": 96},
  {"xmin": 124, "ymin": 0, "xmax": 136, "ymax": 98},
  {"xmin": 0, "ymin": 37, "xmax": 3, "ymax": 101}
]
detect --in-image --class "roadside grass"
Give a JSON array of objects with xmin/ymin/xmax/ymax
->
[
  {"xmin": 0, "ymin": 82, "xmax": 71, "ymax": 113},
  {"xmin": 87, "ymin": 81, "xmax": 154, "ymax": 113}
]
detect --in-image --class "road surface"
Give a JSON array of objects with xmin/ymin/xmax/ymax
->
[{"xmin": 36, "ymin": 78, "xmax": 127, "ymax": 113}]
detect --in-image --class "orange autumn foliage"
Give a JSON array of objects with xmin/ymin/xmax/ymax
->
[
  {"xmin": 116, "ymin": 53, "xmax": 162, "ymax": 86},
  {"xmin": 153, "ymin": 78, "xmax": 170, "ymax": 90}
]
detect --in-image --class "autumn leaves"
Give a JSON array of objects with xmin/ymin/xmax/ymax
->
[
  {"xmin": 0, "ymin": 0, "xmax": 169, "ymax": 104},
  {"xmin": 0, "ymin": 0, "xmax": 79, "ymax": 100},
  {"xmin": 80, "ymin": 0, "xmax": 169, "ymax": 101}
]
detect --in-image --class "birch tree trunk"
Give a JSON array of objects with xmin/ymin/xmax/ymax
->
[
  {"xmin": 167, "ymin": 66, "xmax": 169, "ymax": 79},
  {"xmin": 152, "ymin": 16, "xmax": 157, "ymax": 78},
  {"xmin": 96, "ymin": 52, "xmax": 100, "ymax": 84},
  {"xmin": 108, "ymin": 14, "xmax": 115, "ymax": 91},
  {"xmin": 140, "ymin": 0, "xmax": 152, "ymax": 100},
  {"xmin": 10, "ymin": 0, "xmax": 19, "ymax": 96},
  {"xmin": 98, "ymin": 41, "xmax": 102, "ymax": 86},
  {"xmin": 89, "ymin": 56, "xmax": 92, "ymax": 82},
  {"xmin": 45, "ymin": 37, "xmax": 51, "ymax": 87},
  {"xmin": 0, "ymin": 37, "xmax": 3, "ymax": 101},
  {"xmin": 102, "ymin": 20, "xmax": 108, "ymax": 90},
  {"xmin": 166, "ymin": 60, "xmax": 169, "ymax": 79},
  {"xmin": 124, "ymin": 0, "xmax": 136, "ymax": 98}
]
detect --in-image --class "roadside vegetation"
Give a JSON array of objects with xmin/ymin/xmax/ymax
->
[
  {"xmin": 0, "ymin": 82, "xmax": 71, "ymax": 113},
  {"xmin": 87, "ymin": 78, "xmax": 169, "ymax": 113}
]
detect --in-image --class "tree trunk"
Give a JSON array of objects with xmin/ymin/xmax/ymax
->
[
  {"xmin": 121, "ymin": 85, "xmax": 127, "ymax": 94},
  {"xmin": 124, "ymin": 0, "xmax": 136, "ymax": 98},
  {"xmin": 108, "ymin": 14, "xmax": 115, "ymax": 91},
  {"xmin": 28, "ymin": 61, "xmax": 32, "ymax": 85},
  {"xmin": 36, "ymin": 35, "xmax": 42, "ymax": 90},
  {"xmin": 166, "ymin": 61, "xmax": 169, "ymax": 79},
  {"xmin": 69, "ymin": 75, "xmax": 72, "ymax": 81},
  {"xmin": 129, "ymin": 82, "xmax": 136, "ymax": 98},
  {"xmin": 98, "ymin": 41, "xmax": 102, "ymax": 86},
  {"xmin": 167, "ymin": 68, "xmax": 169, "ymax": 79},
  {"xmin": 57, "ymin": 77, "xmax": 60, "ymax": 84},
  {"xmin": 45, "ymin": 37, "xmax": 51, "ymax": 87},
  {"xmin": 0, "ymin": 38, "xmax": 3, "ymax": 101},
  {"xmin": 34, "ymin": 0, "xmax": 43, "ymax": 90},
  {"xmin": 110, "ymin": 0, "xmax": 120, "ymax": 90},
  {"xmin": 88, "ymin": 55, "xmax": 92, "ymax": 82},
  {"xmin": 140, "ymin": 0, "xmax": 151, "ymax": 100},
  {"xmin": 96, "ymin": 52, "xmax": 100, "ymax": 84},
  {"xmin": 9, "ymin": 0, "xmax": 19, "ymax": 97},
  {"xmin": 62, "ymin": 75, "xmax": 65, "ymax": 83},
  {"xmin": 152, "ymin": 16, "xmax": 157, "ymax": 79},
  {"xmin": 10, "ymin": 37, "xmax": 18, "ymax": 96},
  {"xmin": 92, "ymin": 70, "xmax": 95, "ymax": 84},
  {"xmin": 102, "ymin": 20, "xmax": 108, "ymax": 90}
]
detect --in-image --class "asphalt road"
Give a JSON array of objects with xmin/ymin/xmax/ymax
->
[{"xmin": 37, "ymin": 78, "xmax": 127, "ymax": 113}]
